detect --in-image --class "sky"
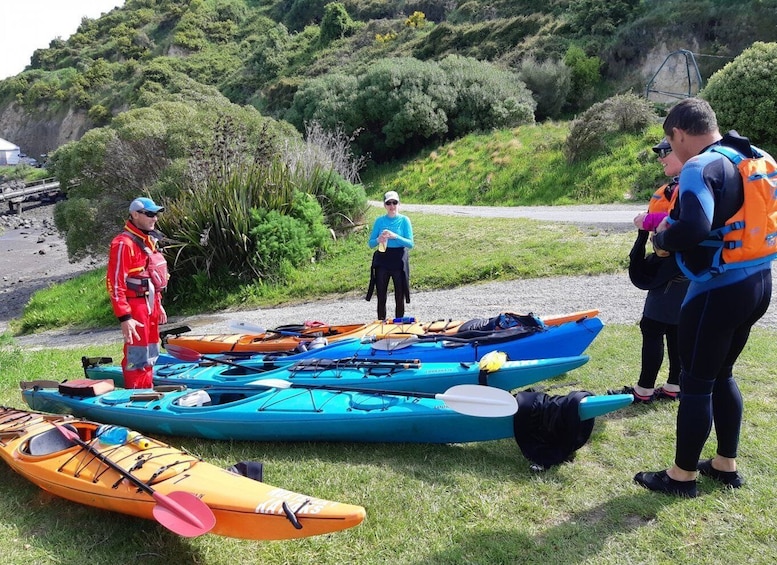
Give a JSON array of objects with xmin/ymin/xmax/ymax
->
[{"xmin": 0, "ymin": 0, "xmax": 125, "ymax": 80}]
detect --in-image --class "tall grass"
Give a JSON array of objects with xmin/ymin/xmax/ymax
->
[{"xmin": 364, "ymin": 122, "xmax": 667, "ymax": 205}]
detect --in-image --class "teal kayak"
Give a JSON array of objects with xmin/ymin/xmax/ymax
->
[
  {"xmin": 21, "ymin": 381, "xmax": 632, "ymax": 444},
  {"xmin": 83, "ymin": 353, "xmax": 590, "ymax": 393}
]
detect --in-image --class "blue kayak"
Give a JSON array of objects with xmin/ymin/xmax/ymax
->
[
  {"xmin": 83, "ymin": 353, "xmax": 590, "ymax": 394},
  {"xmin": 21, "ymin": 381, "xmax": 632, "ymax": 444},
  {"xmin": 274, "ymin": 316, "xmax": 604, "ymax": 363}
]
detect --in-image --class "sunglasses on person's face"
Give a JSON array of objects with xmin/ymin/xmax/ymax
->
[
  {"xmin": 140, "ymin": 210, "xmax": 158, "ymax": 218},
  {"xmin": 657, "ymin": 148, "xmax": 672, "ymax": 158},
  {"xmin": 385, "ymin": 200, "xmax": 398, "ymax": 206}
]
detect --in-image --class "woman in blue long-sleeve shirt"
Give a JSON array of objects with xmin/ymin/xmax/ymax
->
[{"xmin": 366, "ymin": 191, "xmax": 414, "ymax": 320}]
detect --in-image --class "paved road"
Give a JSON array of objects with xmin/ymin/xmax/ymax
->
[{"xmin": 370, "ymin": 201, "xmax": 645, "ymax": 225}]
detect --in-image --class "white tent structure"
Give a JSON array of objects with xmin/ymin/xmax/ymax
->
[{"xmin": 0, "ymin": 137, "xmax": 21, "ymax": 166}]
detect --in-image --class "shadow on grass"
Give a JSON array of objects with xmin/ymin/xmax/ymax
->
[
  {"xmin": 170, "ymin": 417, "xmax": 619, "ymax": 486},
  {"xmin": 0, "ymin": 465, "xmax": 204, "ymax": 563},
  {"xmin": 408, "ymin": 493, "xmax": 674, "ymax": 564}
]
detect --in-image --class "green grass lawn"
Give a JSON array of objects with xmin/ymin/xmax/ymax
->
[{"xmin": 1, "ymin": 325, "xmax": 776, "ymax": 564}]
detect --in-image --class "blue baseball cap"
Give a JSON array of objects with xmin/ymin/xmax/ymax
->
[{"xmin": 129, "ymin": 197, "xmax": 164, "ymax": 213}]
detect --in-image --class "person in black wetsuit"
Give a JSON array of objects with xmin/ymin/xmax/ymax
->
[
  {"xmin": 634, "ymin": 98, "xmax": 774, "ymax": 497},
  {"xmin": 609, "ymin": 139, "xmax": 689, "ymax": 403}
]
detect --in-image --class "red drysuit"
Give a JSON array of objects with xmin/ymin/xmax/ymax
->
[{"xmin": 106, "ymin": 221, "xmax": 167, "ymax": 388}]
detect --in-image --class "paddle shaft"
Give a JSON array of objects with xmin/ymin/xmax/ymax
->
[
  {"xmin": 262, "ymin": 380, "xmax": 487, "ymax": 402},
  {"xmin": 179, "ymin": 353, "xmax": 421, "ymax": 373},
  {"xmin": 166, "ymin": 343, "xmax": 423, "ymax": 371},
  {"xmin": 250, "ymin": 381, "xmax": 517, "ymax": 417},
  {"xmin": 54, "ymin": 425, "xmax": 214, "ymax": 533},
  {"xmin": 292, "ymin": 358, "xmax": 423, "ymax": 370}
]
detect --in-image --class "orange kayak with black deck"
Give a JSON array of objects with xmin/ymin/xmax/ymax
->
[
  {"xmin": 162, "ymin": 311, "xmax": 599, "ymax": 355},
  {"xmin": 0, "ymin": 406, "xmax": 365, "ymax": 540}
]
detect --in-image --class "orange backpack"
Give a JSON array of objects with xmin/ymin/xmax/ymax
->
[
  {"xmin": 648, "ymin": 181, "xmax": 678, "ymax": 216},
  {"xmin": 677, "ymin": 145, "xmax": 777, "ymax": 282}
]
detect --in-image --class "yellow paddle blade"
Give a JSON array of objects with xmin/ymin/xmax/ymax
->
[{"xmin": 478, "ymin": 350, "xmax": 507, "ymax": 372}]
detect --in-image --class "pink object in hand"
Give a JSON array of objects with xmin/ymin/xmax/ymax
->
[{"xmin": 635, "ymin": 211, "xmax": 668, "ymax": 231}]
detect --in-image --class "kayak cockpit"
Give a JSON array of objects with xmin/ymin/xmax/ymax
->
[{"xmin": 23, "ymin": 424, "xmax": 78, "ymax": 456}]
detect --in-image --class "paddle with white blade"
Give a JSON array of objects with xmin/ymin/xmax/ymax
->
[
  {"xmin": 227, "ymin": 320, "xmax": 267, "ymax": 334},
  {"xmin": 364, "ymin": 334, "xmax": 420, "ymax": 351},
  {"xmin": 245, "ymin": 379, "xmax": 518, "ymax": 418}
]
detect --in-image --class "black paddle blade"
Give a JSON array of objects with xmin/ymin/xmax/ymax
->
[{"xmin": 160, "ymin": 325, "xmax": 192, "ymax": 339}]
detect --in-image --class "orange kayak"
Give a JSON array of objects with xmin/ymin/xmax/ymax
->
[
  {"xmin": 0, "ymin": 406, "xmax": 365, "ymax": 540},
  {"xmin": 162, "ymin": 311, "xmax": 600, "ymax": 355},
  {"xmin": 541, "ymin": 309, "xmax": 600, "ymax": 326},
  {"xmin": 163, "ymin": 319, "xmax": 463, "ymax": 355}
]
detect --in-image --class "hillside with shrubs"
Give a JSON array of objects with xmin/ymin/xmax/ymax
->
[
  {"xmin": 1, "ymin": 0, "xmax": 777, "ymax": 309},
  {"xmin": 2, "ymin": 0, "xmax": 777, "ymax": 161}
]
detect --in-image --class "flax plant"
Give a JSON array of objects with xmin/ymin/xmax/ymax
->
[{"xmin": 162, "ymin": 160, "xmax": 298, "ymax": 281}]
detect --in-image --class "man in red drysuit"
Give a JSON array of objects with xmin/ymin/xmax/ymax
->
[{"xmin": 106, "ymin": 197, "xmax": 169, "ymax": 388}]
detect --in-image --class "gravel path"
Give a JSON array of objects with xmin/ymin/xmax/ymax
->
[{"xmin": 3, "ymin": 200, "xmax": 777, "ymax": 350}]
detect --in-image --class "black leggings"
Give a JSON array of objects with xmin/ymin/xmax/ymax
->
[
  {"xmin": 638, "ymin": 317, "xmax": 681, "ymax": 389},
  {"xmin": 674, "ymin": 268, "xmax": 772, "ymax": 471},
  {"xmin": 375, "ymin": 268, "xmax": 405, "ymax": 320}
]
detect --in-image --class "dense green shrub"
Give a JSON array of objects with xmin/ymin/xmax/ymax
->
[
  {"xmin": 319, "ymin": 2, "xmax": 357, "ymax": 45},
  {"xmin": 567, "ymin": 0, "xmax": 642, "ymax": 37},
  {"xmin": 288, "ymin": 56, "xmax": 534, "ymax": 159},
  {"xmin": 517, "ymin": 57, "xmax": 571, "ymax": 121},
  {"xmin": 249, "ymin": 192, "xmax": 330, "ymax": 281},
  {"xmin": 170, "ymin": 1, "xmax": 210, "ymax": 51},
  {"xmin": 285, "ymin": 0, "xmax": 329, "ymax": 32},
  {"xmin": 87, "ymin": 104, "xmax": 112, "ymax": 125},
  {"xmin": 284, "ymin": 73, "xmax": 360, "ymax": 132},
  {"xmin": 563, "ymin": 45, "xmax": 601, "ymax": 112},
  {"xmin": 354, "ymin": 57, "xmax": 454, "ymax": 155},
  {"xmin": 701, "ymin": 41, "xmax": 777, "ymax": 156},
  {"xmin": 248, "ymin": 25, "xmax": 291, "ymax": 83},
  {"xmin": 164, "ymin": 47, "xmax": 243, "ymax": 87},
  {"xmin": 439, "ymin": 55, "xmax": 535, "ymax": 136},
  {"xmin": 564, "ymin": 93, "xmax": 657, "ymax": 163},
  {"xmin": 261, "ymin": 77, "xmax": 304, "ymax": 116}
]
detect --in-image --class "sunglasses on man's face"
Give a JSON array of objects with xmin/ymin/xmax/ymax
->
[
  {"xmin": 657, "ymin": 148, "xmax": 672, "ymax": 159},
  {"xmin": 385, "ymin": 200, "xmax": 398, "ymax": 206},
  {"xmin": 140, "ymin": 210, "xmax": 158, "ymax": 218}
]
